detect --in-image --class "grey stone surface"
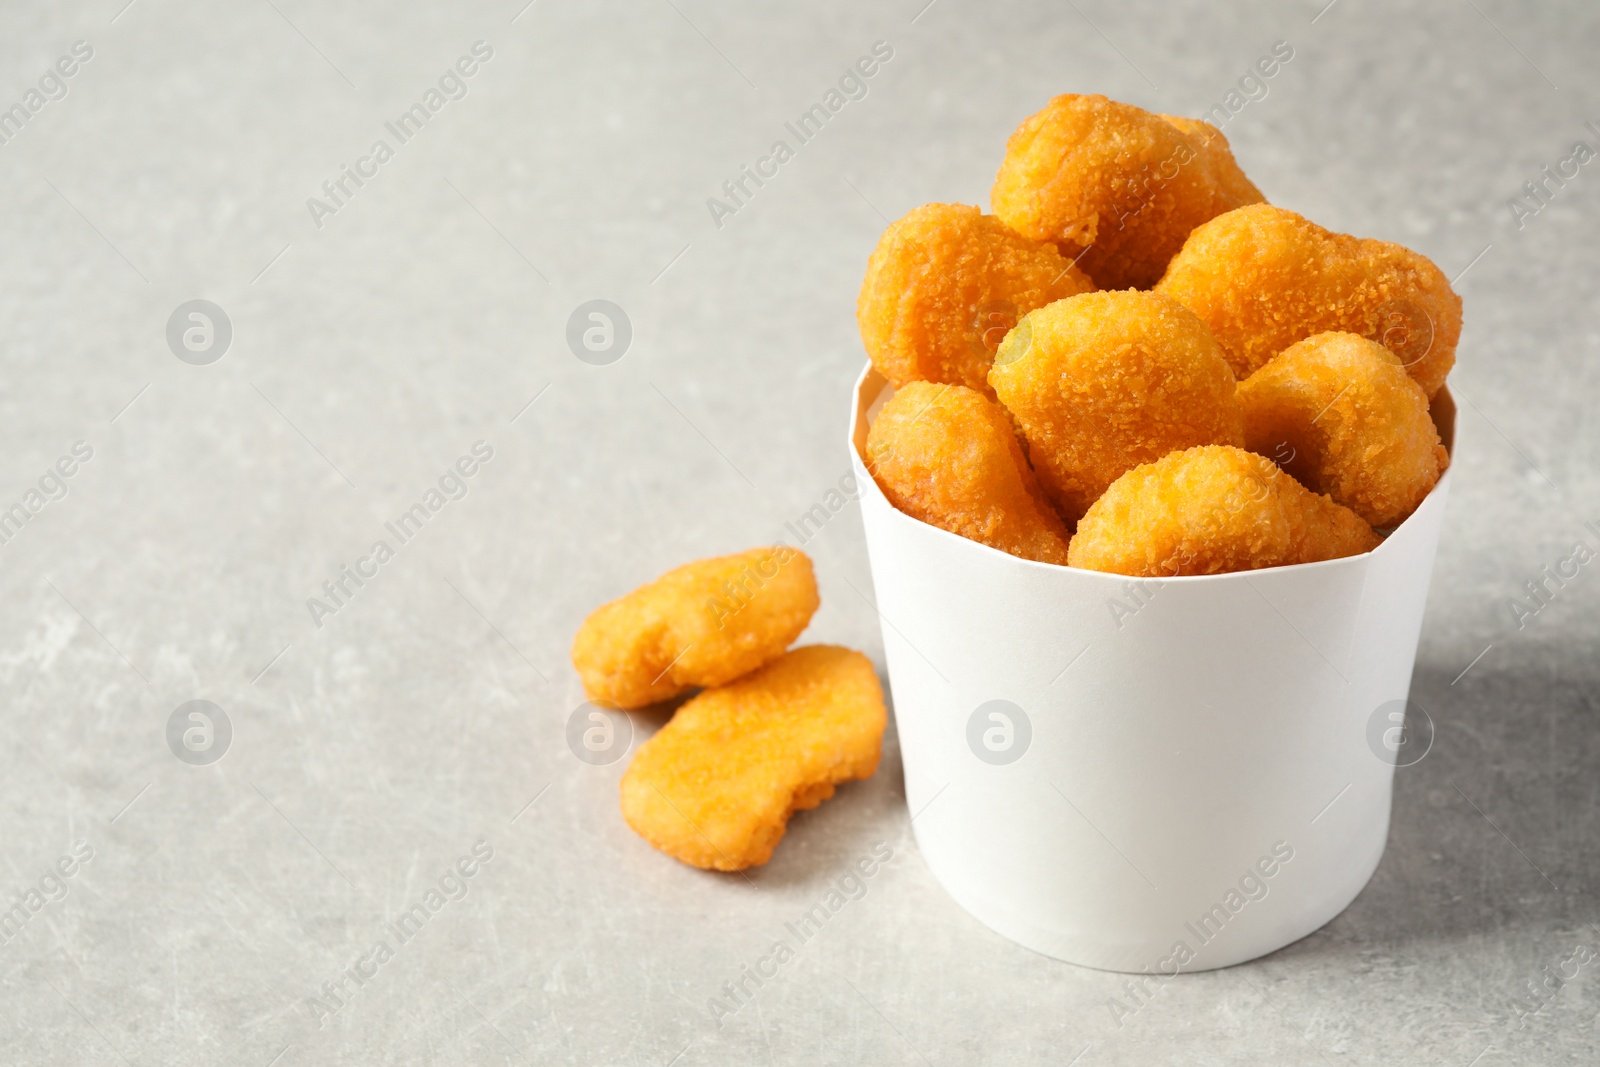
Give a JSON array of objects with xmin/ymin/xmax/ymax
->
[{"xmin": 0, "ymin": 0, "xmax": 1595, "ymax": 1063}]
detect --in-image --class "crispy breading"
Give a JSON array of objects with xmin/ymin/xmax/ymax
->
[
  {"xmin": 1239, "ymin": 332, "xmax": 1449, "ymax": 528},
  {"xmin": 1068, "ymin": 444, "xmax": 1380, "ymax": 576},
  {"xmin": 1155, "ymin": 204, "xmax": 1461, "ymax": 396},
  {"xmin": 619, "ymin": 646, "xmax": 887, "ymax": 871},
  {"xmin": 572, "ymin": 548, "xmax": 818, "ymax": 709},
  {"xmin": 866, "ymin": 381, "xmax": 1072, "ymax": 564},
  {"xmin": 987, "ymin": 290, "xmax": 1246, "ymax": 524},
  {"xmin": 990, "ymin": 94, "xmax": 1264, "ymax": 289},
  {"xmin": 857, "ymin": 203, "xmax": 1094, "ymax": 396},
  {"xmin": 1160, "ymin": 114, "xmax": 1265, "ymax": 209}
]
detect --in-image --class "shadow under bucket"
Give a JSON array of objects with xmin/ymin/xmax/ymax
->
[{"xmin": 849, "ymin": 365, "xmax": 1455, "ymax": 972}]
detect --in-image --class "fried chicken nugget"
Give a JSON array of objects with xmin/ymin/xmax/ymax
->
[
  {"xmin": 572, "ymin": 549, "xmax": 819, "ymax": 709},
  {"xmin": 1154, "ymin": 204, "xmax": 1462, "ymax": 396},
  {"xmin": 1240, "ymin": 332, "xmax": 1449, "ymax": 529},
  {"xmin": 990, "ymin": 95, "xmax": 1264, "ymax": 289},
  {"xmin": 857, "ymin": 203, "xmax": 1095, "ymax": 396},
  {"xmin": 866, "ymin": 381, "xmax": 1072, "ymax": 564},
  {"xmin": 619, "ymin": 646, "xmax": 887, "ymax": 871},
  {"xmin": 1068, "ymin": 445, "xmax": 1380, "ymax": 576},
  {"xmin": 988, "ymin": 290, "xmax": 1246, "ymax": 523},
  {"xmin": 1161, "ymin": 115, "xmax": 1265, "ymax": 209}
]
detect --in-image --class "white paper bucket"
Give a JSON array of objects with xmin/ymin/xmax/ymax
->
[{"xmin": 849, "ymin": 365, "xmax": 1454, "ymax": 973}]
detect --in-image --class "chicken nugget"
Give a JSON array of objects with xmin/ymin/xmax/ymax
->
[
  {"xmin": 1155, "ymin": 204, "xmax": 1462, "ymax": 396},
  {"xmin": 1068, "ymin": 445, "xmax": 1380, "ymax": 576},
  {"xmin": 857, "ymin": 203, "xmax": 1094, "ymax": 396},
  {"xmin": 1160, "ymin": 115, "xmax": 1265, "ymax": 209},
  {"xmin": 867, "ymin": 381, "xmax": 1072, "ymax": 564},
  {"xmin": 987, "ymin": 290, "xmax": 1245, "ymax": 523},
  {"xmin": 619, "ymin": 646, "xmax": 887, "ymax": 871},
  {"xmin": 1240, "ymin": 332, "xmax": 1449, "ymax": 528},
  {"xmin": 990, "ymin": 94, "xmax": 1264, "ymax": 289},
  {"xmin": 572, "ymin": 548, "xmax": 819, "ymax": 709}
]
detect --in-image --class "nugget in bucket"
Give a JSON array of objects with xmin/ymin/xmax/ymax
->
[
  {"xmin": 867, "ymin": 381, "xmax": 1072, "ymax": 564},
  {"xmin": 857, "ymin": 203, "xmax": 1094, "ymax": 396},
  {"xmin": 990, "ymin": 94, "xmax": 1263, "ymax": 289},
  {"xmin": 988, "ymin": 290, "xmax": 1245, "ymax": 524},
  {"xmin": 1155, "ymin": 204, "xmax": 1462, "ymax": 396},
  {"xmin": 1067, "ymin": 444, "xmax": 1380, "ymax": 576},
  {"xmin": 1238, "ymin": 332, "xmax": 1449, "ymax": 528}
]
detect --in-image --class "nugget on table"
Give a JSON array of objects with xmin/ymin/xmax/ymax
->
[
  {"xmin": 572, "ymin": 548, "xmax": 818, "ymax": 709},
  {"xmin": 620, "ymin": 646, "xmax": 887, "ymax": 871}
]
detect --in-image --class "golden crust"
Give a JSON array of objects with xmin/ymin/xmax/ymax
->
[
  {"xmin": 1068, "ymin": 444, "xmax": 1380, "ymax": 576},
  {"xmin": 1154, "ymin": 204, "xmax": 1461, "ymax": 396},
  {"xmin": 1159, "ymin": 115, "xmax": 1265, "ymax": 209},
  {"xmin": 619, "ymin": 646, "xmax": 887, "ymax": 871},
  {"xmin": 1239, "ymin": 332, "xmax": 1448, "ymax": 528},
  {"xmin": 867, "ymin": 381, "xmax": 1072, "ymax": 564},
  {"xmin": 990, "ymin": 94, "xmax": 1264, "ymax": 290},
  {"xmin": 571, "ymin": 548, "xmax": 819, "ymax": 709},
  {"xmin": 987, "ymin": 290, "xmax": 1246, "ymax": 524},
  {"xmin": 856, "ymin": 203, "xmax": 1094, "ymax": 396}
]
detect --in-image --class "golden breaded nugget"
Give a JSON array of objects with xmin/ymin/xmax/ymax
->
[
  {"xmin": 1155, "ymin": 204, "xmax": 1462, "ymax": 396},
  {"xmin": 619, "ymin": 646, "xmax": 887, "ymax": 871},
  {"xmin": 1160, "ymin": 115, "xmax": 1265, "ymax": 209},
  {"xmin": 1068, "ymin": 445, "xmax": 1380, "ymax": 576},
  {"xmin": 857, "ymin": 203, "xmax": 1094, "ymax": 396},
  {"xmin": 1240, "ymin": 332, "xmax": 1449, "ymax": 528},
  {"xmin": 988, "ymin": 290, "xmax": 1246, "ymax": 524},
  {"xmin": 572, "ymin": 549, "xmax": 818, "ymax": 709},
  {"xmin": 867, "ymin": 381, "xmax": 1072, "ymax": 564},
  {"xmin": 990, "ymin": 94, "xmax": 1264, "ymax": 289}
]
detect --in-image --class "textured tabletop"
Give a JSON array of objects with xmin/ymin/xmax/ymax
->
[{"xmin": 1, "ymin": 1, "xmax": 1596, "ymax": 1064}]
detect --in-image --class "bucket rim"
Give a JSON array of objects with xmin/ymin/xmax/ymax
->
[{"xmin": 847, "ymin": 362, "xmax": 1456, "ymax": 585}]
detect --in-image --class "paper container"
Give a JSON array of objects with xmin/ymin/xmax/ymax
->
[{"xmin": 849, "ymin": 365, "xmax": 1454, "ymax": 972}]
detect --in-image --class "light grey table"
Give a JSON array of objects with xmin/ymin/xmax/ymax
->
[{"xmin": 1, "ymin": 1, "xmax": 1595, "ymax": 1063}]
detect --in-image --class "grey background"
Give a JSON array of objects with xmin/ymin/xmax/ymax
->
[{"xmin": 0, "ymin": 0, "xmax": 1595, "ymax": 1063}]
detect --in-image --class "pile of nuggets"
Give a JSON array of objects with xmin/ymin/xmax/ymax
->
[
  {"xmin": 860, "ymin": 93, "xmax": 1459, "ymax": 576},
  {"xmin": 572, "ymin": 548, "xmax": 887, "ymax": 871}
]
